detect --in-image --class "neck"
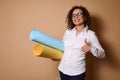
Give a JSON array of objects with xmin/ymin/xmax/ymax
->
[{"xmin": 76, "ymin": 24, "xmax": 85, "ymax": 32}]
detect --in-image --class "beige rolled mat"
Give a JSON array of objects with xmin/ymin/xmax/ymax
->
[{"xmin": 33, "ymin": 44, "xmax": 63, "ymax": 59}]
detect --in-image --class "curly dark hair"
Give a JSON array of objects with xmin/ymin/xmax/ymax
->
[{"xmin": 66, "ymin": 5, "xmax": 91, "ymax": 30}]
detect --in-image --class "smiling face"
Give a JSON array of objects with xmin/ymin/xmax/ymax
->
[{"xmin": 72, "ymin": 9, "xmax": 86, "ymax": 26}]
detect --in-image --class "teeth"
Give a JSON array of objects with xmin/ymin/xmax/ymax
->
[{"xmin": 75, "ymin": 20, "xmax": 79, "ymax": 22}]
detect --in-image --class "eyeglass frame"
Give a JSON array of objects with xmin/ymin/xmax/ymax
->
[{"xmin": 72, "ymin": 12, "xmax": 83, "ymax": 18}]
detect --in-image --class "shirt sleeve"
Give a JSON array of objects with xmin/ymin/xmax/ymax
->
[
  {"xmin": 89, "ymin": 31, "xmax": 105, "ymax": 58},
  {"xmin": 62, "ymin": 29, "xmax": 68, "ymax": 42}
]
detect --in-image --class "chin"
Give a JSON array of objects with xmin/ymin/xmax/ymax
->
[{"xmin": 75, "ymin": 23, "xmax": 82, "ymax": 26}]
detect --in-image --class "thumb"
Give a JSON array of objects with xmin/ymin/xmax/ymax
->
[{"xmin": 85, "ymin": 38, "xmax": 88, "ymax": 44}]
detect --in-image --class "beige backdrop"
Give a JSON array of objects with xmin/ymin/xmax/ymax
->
[{"xmin": 0, "ymin": 0, "xmax": 120, "ymax": 80}]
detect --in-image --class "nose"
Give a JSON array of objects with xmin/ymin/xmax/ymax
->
[{"xmin": 74, "ymin": 16, "xmax": 80, "ymax": 19}]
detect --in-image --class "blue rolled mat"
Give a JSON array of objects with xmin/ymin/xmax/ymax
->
[{"xmin": 29, "ymin": 29, "xmax": 64, "ymax": 52}]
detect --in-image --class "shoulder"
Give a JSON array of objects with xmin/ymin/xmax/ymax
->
[
  {"xmin": 86, "ymin": 29, "xmax": 99, "ymax": 41},
  {"xmin": 86, "ymin": 29, "xmax": 98, "ymax": 40},
  {"xmin": 64, "ymin": 28, "xmax": 72, "ymax": 34},
  {"xmin": 87, "ymin": 29, "xmax": 95, "ymax": 35}
]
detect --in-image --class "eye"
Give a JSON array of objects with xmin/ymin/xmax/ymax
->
[
  {"xmin": 72, "ymin": 14, "xmax": 76, "ymax": 18},
  {"xmin": 72, "ymin": 12, "xmax": 83, "ymax": 18},
  {"xmin": 77, "ymin": 13, "xmax": 81, "ymax": 16}
]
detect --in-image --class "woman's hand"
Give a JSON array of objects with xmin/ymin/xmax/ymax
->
[{"xmin": 82, "ymin": 39, "xmax": 92, "ymax": 53}]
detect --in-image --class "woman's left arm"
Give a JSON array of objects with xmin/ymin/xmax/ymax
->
[{"xmin": 89, "ymin": 32, "xmax": 105, "ymax": 58}]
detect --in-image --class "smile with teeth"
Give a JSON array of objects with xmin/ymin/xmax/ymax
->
[{"xmin": 74, "ymin": 19, "xmax": 80, "ymax": 22}]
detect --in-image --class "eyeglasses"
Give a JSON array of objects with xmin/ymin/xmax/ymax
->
[{"xmin": 72, "ymin": 13, "xmax": 83, "ymax": 18}]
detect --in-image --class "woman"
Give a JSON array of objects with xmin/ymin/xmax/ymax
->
[{"xmin": 55, "ymin": 5, "xmax": 105, "ymax": 80}]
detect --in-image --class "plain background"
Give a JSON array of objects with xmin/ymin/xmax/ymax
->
[{"xmin": 0, "ymin": 0, "xmax": 120, "ymax": 80}]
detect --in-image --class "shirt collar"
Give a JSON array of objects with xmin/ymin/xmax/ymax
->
[{"xmin": 72, "ymin": 25, "xmax": 89, "ymax": 32}]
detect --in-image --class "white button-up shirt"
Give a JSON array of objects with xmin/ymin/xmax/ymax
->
[{"xmin": 58, "ymin": 26, "xmax": 105, "ymax": 76}]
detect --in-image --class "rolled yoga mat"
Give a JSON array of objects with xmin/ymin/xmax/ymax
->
[
  {"xmin": 33, "ymin": 44, "xmax": 63, "ymax": 59},
  {"xmin": 29, "ymin": 29, "xmax": 64, "ymax": 52}
]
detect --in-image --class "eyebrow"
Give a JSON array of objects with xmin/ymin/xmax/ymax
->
[{"xmin": 72, "ymin": 12, "xmax": 83, "ymax": 14}]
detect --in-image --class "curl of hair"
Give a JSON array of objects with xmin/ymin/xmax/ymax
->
[{"xmin": 66, "ymin": 5, "xmax": 91, "ymax": 30}]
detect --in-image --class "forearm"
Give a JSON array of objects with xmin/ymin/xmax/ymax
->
[{"xmin": 90, "ymin": 46, "xmax": 105, "ymax": 58}]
